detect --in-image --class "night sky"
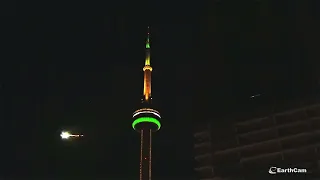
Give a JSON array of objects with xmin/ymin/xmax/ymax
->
[{"xmin": 3, "ymin": 0, "xmax": 320, "ymax": 179}]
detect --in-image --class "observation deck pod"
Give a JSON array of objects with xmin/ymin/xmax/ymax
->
[{"xmin": 132, "ymin": 108, "xmax": 161, "ymax": 132}]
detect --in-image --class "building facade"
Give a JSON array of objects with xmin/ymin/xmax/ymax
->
[{"xmin": 194, "ymin": 97, "xmax": 320, "ymax": 179}]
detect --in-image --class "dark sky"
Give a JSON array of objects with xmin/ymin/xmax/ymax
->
[
  {"xmin": 196, "ymin": 0, "xmax": 320, "ymax": 117},
  {"xmin": 3, "ymin": 2, "xmax": 198, "ymax": 179},
  {"xmin": 4, "ymin": 20, "xmax": 195, "ymax": 179},
  {"xmin": 2, "ymin": 0, "xmax": 320, "ymax": 179}
]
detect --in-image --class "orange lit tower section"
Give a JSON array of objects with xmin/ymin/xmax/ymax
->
[
  {"xmin": 132, "ymin": 26, "xmax": 161, "ymax": 180},
  {"xmin": 143, "ymin": 26, "xmax": 152, "ymax": 102}
]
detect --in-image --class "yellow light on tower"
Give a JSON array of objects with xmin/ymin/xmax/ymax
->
[
  {"xmin": 143, "ymin": 66, "xmax": 152, "ymax": 71},
  {"xmin": 145, "ymin": 56, "xmax": 150, "ymax": 66}
]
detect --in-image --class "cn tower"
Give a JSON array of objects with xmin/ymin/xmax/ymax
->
[{"xmin": 132, "ymin": 26, "xmax": 161, "ymax": 180}]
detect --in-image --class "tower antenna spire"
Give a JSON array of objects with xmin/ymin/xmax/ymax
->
[
  {"xmin": 145, "ymin": 26, "xmax": 151, "ymax": 64},
  {"xmin": 143, "ymin": 26, "xmax": 153, "ymax": 101}
]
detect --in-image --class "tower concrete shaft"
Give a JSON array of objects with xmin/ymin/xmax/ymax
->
[{"xmin": 140, "ymin": 129, "xmax": 152, "ymax": 180}]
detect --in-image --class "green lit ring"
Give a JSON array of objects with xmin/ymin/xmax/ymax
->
[{"xmin": 132, "ymin": 117, "xmax": 161, "ymax": 131}]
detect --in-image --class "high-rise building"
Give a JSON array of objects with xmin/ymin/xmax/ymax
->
[
  {"xmin": 194, "ymin": 96, "xmax": 320, "ymax": 179},
  {"xmin": 132, "ymin": 27, "xmax": 161, "ymax": 180}
]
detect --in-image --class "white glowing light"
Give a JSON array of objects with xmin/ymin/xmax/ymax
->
[
  {"xmin": 60, "ymin": 131, "xmax": 84, "ymax": 140},
  {"xmin": 61, "ymin": 131, "xmax": 71, "ymax": 139},
  {"xmin": 133, "ymin": 111, "xmax": 161, "ymax": 118},
  {"xmin": 250, "ymin": 94, "xmax": 261, "ymax": 98}
]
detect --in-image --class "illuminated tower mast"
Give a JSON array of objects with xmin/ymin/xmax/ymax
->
[{"xmin": 132, "ymin": 26, "xmax": 161, "ymax": 180}]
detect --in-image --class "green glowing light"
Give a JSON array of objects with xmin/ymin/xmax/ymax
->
[
  {"xmin": 132, "ymin": 117, "xmax": 161, "ymax": 130},
  {"xmin": 146, "ymin": 41, "xmax": 150, "ymax": 49}
]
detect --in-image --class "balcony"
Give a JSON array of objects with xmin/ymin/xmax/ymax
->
[
  {"xmin": 197, "ymin": 170, "xmax": 213, "ymax": 180},
  {"xmin": 241, "ymin": 151, "xmax": 282, "ymax": 167},
  {"xmin": 214, "ymin": 138, "xmax": 238, "ymax": 151},
  {"xmin": 240, "ymin": 142, "xmax": 320, "ymax": 165},
  {"xmin": 194, "ymin": 145, "xmax": 212, "ymax": 155},
  {"xmin": 238, "ymin": 128, "xmax": 278, "ymax": 145},
  {"xmin": 234, "ymin": 104, "xmax": 320, "ymax": 135},
  {"xmin": 195, "ymin": 141, "xmax": 211, "ymax": 149},
  {"xmin": 195, "ymin": 160, "xmax": 213, "ymax": 173},
  {"xmin": 194, "ymin": 123, "xmax": 210, "ymax": 134},
  {"xmin": 195, "ymin": 135, "xmax": 211, "ymax": 144},
  {"xmin": 235, "ymin": 117, "xmax": 273, "ymax": 134},
  {"xmin": 281, "ymin": 130, "xmax": 320, "ymax": 149},
  {"xmin": 194, "ymin": 131, "xmax": 210, "ymax": 138},
  {"xmin": 283, "ymin": 146, "xmax": 316, "ymax": 163},
  {"xmin": 275, "ymin": 109, "xmax": 308, "ymax": 125},
  {"xmin": 213, "ymin": 152, "xmax": 240, "ymax": 165},
  {"xmin": 195, "ymin": 153, "xmax": 212, "ymax": 161},
  {"xmin": 194, "ymin": 165, "xmax": 213, "ymax": 171},
  {"xmin": 310, "ymin": 117, "xmax": 320, "ymax": 130},
  {"xmin": 214, "ymin": 163, "xmax": 242, "ymax": 177},
  {"xmin": 214, "ymin": 130, "xmax": 320, "ymax": 155},
  {"xmin": 306, "ymin": 105, "xmax": 320, "ymax": 118},
  {"xmin": 240, "ymin": 141, "xmax": 280, "ymax": 158},
  {"xmin": 278, "ymin": 121, "xmax": 311, "ymax": 137}
]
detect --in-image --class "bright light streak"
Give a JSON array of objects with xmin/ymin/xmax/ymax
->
[
  {"xmin": 133, "ymin": 111, "xmax": 161, "ymax": 118},
  {"xmin": 61, "ymin": 131, "xmax": 71, "ymax": 139},
  {"xmin": 250, "ymin": 94, "xmax": 261, "ymax": 98},
  {"xmin": 60, "ymin": 131, "xmax": 84, "ymax": 140}
]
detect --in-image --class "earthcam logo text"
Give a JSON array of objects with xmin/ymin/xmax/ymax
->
[{"xmin": 269, "ymin": 167, "xmax": 307, "ymax": 174}]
